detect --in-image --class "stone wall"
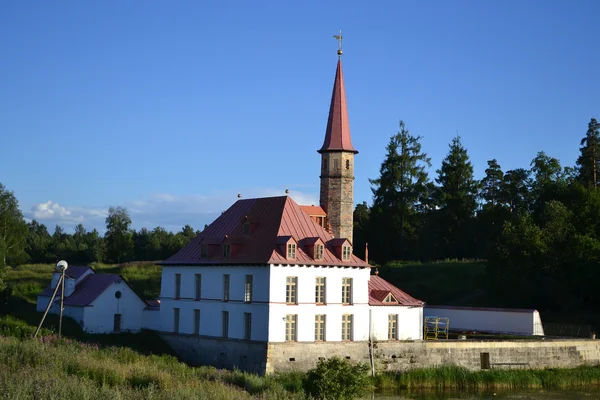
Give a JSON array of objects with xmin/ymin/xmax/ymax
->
[
  {"xmin": 159, "ymin": 334, "xmax": 600, "ymax": 375},
  {"xmin": 265, "ymin": 339, "xmax": 600, "ymax": 374},
  {"xmin": 319, "ymin": 151, "xmax": 355, "ymax": 243},
  {"xmin": 160, "ymin": 333, "xmax": 268, "ymax": 374}
]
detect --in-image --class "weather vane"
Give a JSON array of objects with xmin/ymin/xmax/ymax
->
[{"xmin": 333, "ymin": 30, "xmax": 343, "ymax": 57}]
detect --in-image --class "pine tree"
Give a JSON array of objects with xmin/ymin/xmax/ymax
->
[
  {"xmin": 369, "ymin": 121, "xmax": 431, "ymax": 262},
  {"xmin": 480, "ymin": 159, "xmax": 504, "ymax": 208},
  {"xmin": 576, "ymin": 118, "xmax": 600, "ymax": 188},
  {"xmin": 434, "ymin": 136, "xmax": 479, "ymax": 258},
  {"xmin": 0, "ymin": 183, "xmax": 28, "ymax": 267}
]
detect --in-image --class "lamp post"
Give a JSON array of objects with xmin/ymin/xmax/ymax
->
[{"xmin": 33, "ymin": 260, "xmax": 68, "ymax": 339}]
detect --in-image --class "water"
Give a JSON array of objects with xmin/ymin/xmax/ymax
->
[{"xmin": 371, "ymin": 389, "xmax": 600, "ymax": 399}]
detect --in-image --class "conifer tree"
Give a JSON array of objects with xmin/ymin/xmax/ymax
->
[
  {"xmin": 369, "ymin": 121, "xmax": 431, "ymax": 262},
  {"xmin": 576, "ymin": 118, "xmax": 600, "ymax": 188},
  {"xmin": 480, "ymin": 159, "xmax": 504, "ymax": 209},
  {"xmin": 434, "ymin": 136, "xmax": 479, "ymax": 258}
]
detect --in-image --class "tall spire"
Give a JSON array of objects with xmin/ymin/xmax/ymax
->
[{"xmin": 318, "ymin": 38, "xmax": 358, "ymax": 154}]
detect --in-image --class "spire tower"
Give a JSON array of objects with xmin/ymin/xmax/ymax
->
[{"xmin": 318, "ymin": 33, "xmax": 357, "ymax": 244}]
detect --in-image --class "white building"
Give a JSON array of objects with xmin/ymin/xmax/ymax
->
[{"xmin": 36, "ymin": 266, "xmax": 151, "ymax": 334}]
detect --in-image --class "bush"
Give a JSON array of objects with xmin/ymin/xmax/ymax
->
[{"xmin": 303, "ymin": 356, "xmax": 370, "ymax": 400}]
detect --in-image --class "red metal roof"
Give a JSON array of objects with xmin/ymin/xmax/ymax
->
[
  {"xmin": 161, "ymin": 196, "xmax": 369, "ymax": 267},
  {"xmin": 368, "ymin": 275, "xmax": 424, "ymax": 306},
  {"xmin": 318, "ymin": 59, "xmax": 358, "ymax": 154},
  {"xmin": 299, "ymin": 205, "xmax": 327, "ymax": 216}
]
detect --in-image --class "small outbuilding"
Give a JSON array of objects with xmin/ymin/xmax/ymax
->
[{"xmin": 36, "ymin": 266, "xmax": 149, "ymax": 334}]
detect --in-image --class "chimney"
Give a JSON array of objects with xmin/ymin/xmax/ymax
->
[
  {"xmin": 64, "ymin": 277, "xmax": 76, "ymax": 297},
  {"xmin": 365, "ymin": 242, "xmax": 369, "ymax": 264}
]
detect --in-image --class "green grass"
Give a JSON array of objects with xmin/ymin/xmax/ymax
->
[
  {"xmin": 378, "ymin": 260, "xmax": 490, "ymax": 306},
  {"xmin": 0, "ymin": 335, "xmax": 305, "ymax": 400},
  {"xmin": 373, "ymin": 365, "xmax": 600, "ymax": 390}
]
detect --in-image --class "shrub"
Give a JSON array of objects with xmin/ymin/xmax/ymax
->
[{"xmin": 303, "ymin": 356, "xmax": 370, "ymax": 400}]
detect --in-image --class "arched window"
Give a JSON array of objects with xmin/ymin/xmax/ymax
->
[{"xmin": 346, "ymin": 160, "xmax": 350, "ymax": 170}]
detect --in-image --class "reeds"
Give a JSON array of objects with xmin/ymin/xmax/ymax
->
[{"xmin": 373, "ymin": 365, "xmax": 600, "ymax": 390}]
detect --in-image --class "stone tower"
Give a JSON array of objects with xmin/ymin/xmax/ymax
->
[{"xmin": 318, "ymin": 57, "xmax": 357, "ymax": 244}]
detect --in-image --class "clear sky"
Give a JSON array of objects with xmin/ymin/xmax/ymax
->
[{"xmin": 1, "ymin": 1, "xmax": 599, "ymax": 233}]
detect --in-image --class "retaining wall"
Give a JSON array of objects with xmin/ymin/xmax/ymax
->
[{"xmin": 159, "ymin": 333, "xmax": 600, "ymax": 375}]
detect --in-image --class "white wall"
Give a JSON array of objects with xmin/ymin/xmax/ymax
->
[
  {"xmin": 34, "ymin": 297, "xmax": 85, "ymax": 327},
  {"xmin": 159, "ymin": 265, "xmax": 271, "ymax": 341},
  {"xmin": 83, "ymin": 280, "xmax": 147, "ymax": 333},
  {"xmin": 268, "ymin": 264, "xmax": 371, "ymax": 342},
  {"xmin": 370, "ymin": 306, "xmax": 423, "ymax": 341},
  {"xmin": 424, "ymin": 306, "xmax": 545, "ymax": 336},
  {"xmin": 142, "ymin": 309, "xmax": 161, "ymax": 331}
]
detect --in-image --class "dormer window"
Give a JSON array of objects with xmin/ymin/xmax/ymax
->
[
  {"xmin": 243, "ymin": 222, "xmax": 250, "ymax": 235},
  {"xmin": 342, "ymin": 245, "xmax": 352, "ymax": 261},
  {"xmin": 315, "ymin": 244, "xmax": 324, "ymax": 260},
  {"xmin": 287, "ymin": 243, "xmax": 296, "ymax": 259},
  {"xmin": 200, "ymin": 244, "xmax": 207, "ymax": 258},
  {"xmin": 383, "ymin": 293, "xmax": 398, "ymax": 304},
  {"xmin": 223, "ymin": 243, "xmax": 231, "ymax": 259}
]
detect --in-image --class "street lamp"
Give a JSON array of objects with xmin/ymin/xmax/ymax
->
[{"xmin": 33, "ymin": 260, "xmax": 68, "ymax": 339}]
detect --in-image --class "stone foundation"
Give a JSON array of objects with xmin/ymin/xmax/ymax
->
[{"xmin": 160, "ymin": 334, "xmax": 600, "ymax": 375}]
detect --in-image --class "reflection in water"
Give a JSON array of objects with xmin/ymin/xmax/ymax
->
[{"xmin": 371, "ymin": 389, "xmax": 600, "ymax": 400}]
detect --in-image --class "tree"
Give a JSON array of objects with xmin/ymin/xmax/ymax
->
[
  {"xmin": 501, "ymin": 168, "xmax": 530, "ymax": 214},
  {"xmin": 576, "ymin": 118, "xmax": 600, "ymax": 188},
  {"xmin": 303, "ymin": 357, "xmax": 370, "ymax": 400},
  {"xmin": 105, "ymin": 206, "xmax": 134, "ymax": 263},
  {"xmin": 26, "ymin": 220, "xmax": 52, "ymax": 263},
  {"xmin": 480, "ymin": 159, "xmax": 504, "ymax": 208},
  {"xmin": 369, "ymin": 121, "xmax": 431, "ymax": 262},
  {"xmin": 434, "ymin": 136, "xmax": 479, "ymax": 258},
  {"xmin": 352, "ymin": 202, "xmax": 370, "ymax": 260},
  {"xmin": 0, "ymin": 183, "xmax": 28, "ymax": 267}
]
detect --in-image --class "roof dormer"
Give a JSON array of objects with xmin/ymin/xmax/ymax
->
[
  {"xmin": 329, "ymin": 238, "xmax": 352, "ymax": 261},
  {"xmin": 277, "ymin": 236, "xmax": 298, "ymax": 261},
  {"xmin": 303, "ymin": 237, "xmax": 325, "ymax": 261}
]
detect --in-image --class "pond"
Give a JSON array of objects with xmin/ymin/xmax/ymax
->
[{"xmin": 371, "ymin": 389, "xmax": 600, "ymax": 399}]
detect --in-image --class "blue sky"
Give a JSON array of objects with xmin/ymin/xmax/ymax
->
[{"xmin": 1, "ymin": 1, "xmax": 599, "ymax": 233}]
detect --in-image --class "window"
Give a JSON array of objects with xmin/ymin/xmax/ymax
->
[
  {"xmin": 315, "ymin": 314, "xmax": 326, "ymax": 341},
  {"xmin": 245, "ymin": 275, "xmax": 253, "ymax": 303},
  {"xmin": 194, "ymin": 309, "xmax": 200, "ymax": 335},
  {"xmin": 342, "ymin": 278, "xmax": 352, "ymax": 305},
  {"xmin": 383, "ymin": 293, "xmax": 397, "ymax": 304},
  {"xmin": 243, "ymin": 222, "xmax": 250, "ymax": 235},
  {"xmin": 244, "ymin": 312, "xmax": 252, "ymax": 340},
  {"xmin": 223, "ymin": 274, "xmax": 230, "ymax": 302},
  {"xmin": 173, "ymin": 308, "xmax": 180, "ymax": 333},
  {"xmin": 222, "ymin": 311, "xmax": 229, "ymax": 338},
  {"xmin": 174, "ymin": 274, "xmax": 181, "ymax": 299},
  {"xmin": 285, "ymin": 314, "xmax": 297, "ymax": 341},
  {"xmin": 287, "ymin": 243, "xmax": 296, "ymax": 259},
  {"xmin": 223, "ymin": 243, "xmax": 231, "ymax": 259},
  {"xmin": 346, "ymin": 159, "xmax": 350, "ymax": 170},
  {"xmin": 315, "ymin": 277, "xmax": 326, "ymax": 304},
  {"xmin": 342, "ymin": 314, "xmax": 353, "ymax": 341},
  {"xmin": 315, "ymin": 244, "xmax": 324, "ymax": 260},
  {"xmin": 342, "ymin": 246, "xmax": 352, "ymax": 261},
  {"xmin": 388, "ymin": 314, "xmax": 398, "ymax": 340},
  {"xmin": 200, "ymin": 244, "xmax": 207, "ymax": 258},
  {"xmin": 195, "ymin": 274, "xmax": 202, "ymax": 300},
  {"xmin": 286, "ymin": 277, "xmax": 298, "ymax": 304},
  {"xmin": 113, "ymin": 314, "xmax": 122, "ymax": 332}
]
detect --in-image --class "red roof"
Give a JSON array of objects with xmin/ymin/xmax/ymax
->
[
  {"xmin": 318, "ymin": 59, "xmax": 358, "ymax": 154},
  {"xmin": 299, "ymin": 205, "xmax": 327, "ymax": 217},
  {"xmin": 161, "ymin": 196, "xmax": 369, "ymax": 267},
  {"xmin": 368, "ymin": 275, "xmax": 424, "ymax": 306}
]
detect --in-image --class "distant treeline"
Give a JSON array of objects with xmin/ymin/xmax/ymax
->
[
  {"xmin": 353, "ymin": 117, "xmax": 600, "ymax": 313},
  {"xmin": 0, "ymin": 200, "xmax": 199, "ymax": 266}
]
